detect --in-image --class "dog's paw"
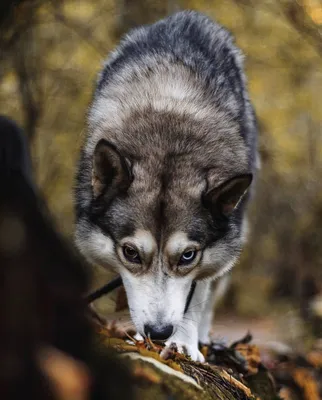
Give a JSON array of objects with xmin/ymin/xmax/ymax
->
[
  {"xmin": 133, "ymin": 332, "xmax": 144, "ymax": 341},
  {"xmin": 126, "ymin": 332, "xmax": 144, "ymax": 345},
  {"xmin": 161, "ymin": 341, "xmax": 205, "ymax": 363}
]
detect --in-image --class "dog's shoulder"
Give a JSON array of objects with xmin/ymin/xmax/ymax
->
[{"xmin": 96, "ymin": 11, "xmax": 244, "ymax": 92}]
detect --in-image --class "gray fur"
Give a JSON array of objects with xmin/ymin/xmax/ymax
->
[{"xmin": 74, "ymin": 10, "xmax": 259, "ymax": 361}]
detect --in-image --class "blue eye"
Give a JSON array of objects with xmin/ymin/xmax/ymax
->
[{"xmin": 178, "ymin": 250, "xmax": 197, "ymax": 266}]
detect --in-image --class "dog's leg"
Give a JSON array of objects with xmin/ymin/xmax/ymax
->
[
  {"xmin": 161, "ymin": 281, "xmax": 211, "ymax": 362},
  {"xmin": 198, "ymin": 275, "xmax": 231, "ymax": 344}
]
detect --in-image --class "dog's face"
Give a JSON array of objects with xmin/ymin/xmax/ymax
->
[{"xmin": 75, "ymin": 111, "xmax": 252, "ymax": 338}]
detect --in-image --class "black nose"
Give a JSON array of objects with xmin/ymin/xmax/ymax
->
[{"xmin": 144, "ymin": 324, "xmax": 174, "ymax": 341}]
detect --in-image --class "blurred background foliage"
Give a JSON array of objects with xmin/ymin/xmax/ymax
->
[{"xmin": 1, "ymin": 0, "xmax": 322, "ymax": 347}]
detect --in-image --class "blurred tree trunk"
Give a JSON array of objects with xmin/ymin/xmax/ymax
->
[
  {"xmin": 281, "ymin": 0, "xmax": 322, "ymax": 57},
  {"xmin": 234, "ymin": 0, "xmax": 322, "ymax": 58},
  {"xmin": 1, "ymin": 0, "xmax": 44, "ymax": 144},
  {"xmin": 114, "ymin": 0, "xmax": 180, "ymax": 39},
  {"xmin": 14, "ymin": 37, "xmax": 43, "ymax": 143}
]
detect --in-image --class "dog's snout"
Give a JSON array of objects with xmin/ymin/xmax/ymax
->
[{"xmin": 144, "ymin": 324, "xmax": 174, "ymax": 341}]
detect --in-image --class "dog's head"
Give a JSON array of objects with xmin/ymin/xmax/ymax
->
[{"xmin": 75, "ymin": 110, "xmax": 252, "ymax": 340}]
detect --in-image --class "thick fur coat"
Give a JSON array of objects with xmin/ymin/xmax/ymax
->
[{"xmin": 75, "ymin": 10, "xmax": 259, "ymax": 361}]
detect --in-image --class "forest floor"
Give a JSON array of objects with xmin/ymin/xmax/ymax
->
[{"xmin": 105, "ymin": 312, "xmax": 283, "ymax": 347}]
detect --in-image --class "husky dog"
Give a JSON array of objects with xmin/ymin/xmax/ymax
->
[{"xmin": 75, "ymin": 10, "xmax": 258, "ymax": 361}]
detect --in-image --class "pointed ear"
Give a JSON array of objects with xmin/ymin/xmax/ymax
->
[
  {"xmin": 204, "ymin": 174, "xmax": 252, "ymax": 217},
  {"xmin": 91, "ymin": 139, "xmax": 132, "ymax": 199}
]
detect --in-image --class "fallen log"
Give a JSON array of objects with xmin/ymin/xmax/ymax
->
[{"xmin": 91, "ymin": 317, "xmax": 322, "ymax": 400}]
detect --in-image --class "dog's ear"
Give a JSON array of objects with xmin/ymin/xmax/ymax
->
[
  {"xmin": 204, "ymin": 174, "xmax": 252, "ymax": 217},
  {"xmin": 92, "ymin": 139, "xmax": 132, "ymax": 198}
]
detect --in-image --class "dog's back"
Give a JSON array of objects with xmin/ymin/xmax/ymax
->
[
  {"xmin": 98, "ymin": 10, "xmax": 257, "ymax": 159},
  {"xmin": 76, "ymin": 10, "xmax": 258, "ymax": 219}
]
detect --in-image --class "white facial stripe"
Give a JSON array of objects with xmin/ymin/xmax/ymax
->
[
  {"xmin": 75, "ymin": 228, "xmax": 120, "ymax": 269},
  {"xmin": 213, "ymin": 256, "xmax": 238, "ymax": 279},
  {"xmin": 120, "ymin": 268, "xmax": 192, "ymax": 333},
  {"xmin": 121, "ymin": 229, "xmax": 156, "ymax": 257},
  {"xmin": 165, "ymin": 231, "xmax": 199, "ymax": 257},
  {"xmin": 201, "ymin": 239, "xmax": 240, "ymax": 279}
]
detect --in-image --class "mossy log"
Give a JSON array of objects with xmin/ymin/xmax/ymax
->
[
  {"xmin": 93, "ymin": 320, "xmax": 322, "ymax": 400},
  {"xmin": 94, "ymin": 323, "xmax": 272, "ymax": 399},
  {"xmin": 89, "ymin": 303, "xmax": 322, "ymax": 400}
]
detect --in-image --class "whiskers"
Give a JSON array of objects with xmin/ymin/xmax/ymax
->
[
  {"xmin": 176, "ymin": 323, "xmax": 190, "ymax": 340},
  {"xmin": 185, "ymin": 299, "xmax": 208, "ymax": 313},
  {"xmin": 182, "ymin": 316, "xmax": 197, "ymax": 323}
]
